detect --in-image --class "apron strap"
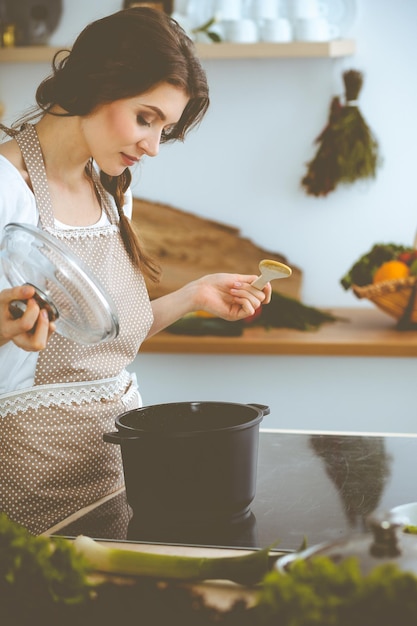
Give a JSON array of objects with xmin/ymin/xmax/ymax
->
[
  {"xmin": 15, "ymin": 123, "xmax": 119, "ymax": 228},
  {"xmin": 14, "ymin": 124, "xmax": 55, "ymax": 229}
]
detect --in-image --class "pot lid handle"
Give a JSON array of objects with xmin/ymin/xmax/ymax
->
[{"xmin": 368, "ymin": 511, "xmax": 402, "ymax": 558}]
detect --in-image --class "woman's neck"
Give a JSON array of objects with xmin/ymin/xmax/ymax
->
[{"xmin": 34, "ymin": 113, "xmax": 103, "ymax": 227}]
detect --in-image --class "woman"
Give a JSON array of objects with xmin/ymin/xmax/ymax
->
[{"xmin": 0, "ymin": 8, "xmax": 271, "ymax": 534}]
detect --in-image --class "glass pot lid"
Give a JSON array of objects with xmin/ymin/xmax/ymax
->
[{"xmin": 0, "ymin": 222, "xmax": 119, "ymax": 345}]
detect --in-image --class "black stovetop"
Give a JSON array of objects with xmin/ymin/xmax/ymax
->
[{"xmin": 55, "ymin": 429, "xmax": 417, "ymax": 552}]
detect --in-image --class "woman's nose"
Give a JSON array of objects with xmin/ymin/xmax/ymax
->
[{"xmin": 139, "ymin": 130, "xmax": 161, "ymax": 157}]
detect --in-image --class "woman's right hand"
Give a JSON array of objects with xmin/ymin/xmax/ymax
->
[{"xmin": 0, "ymin": 284, "xmax": 56, "ymax": 351}]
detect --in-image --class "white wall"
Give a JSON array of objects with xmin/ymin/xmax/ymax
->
[
  {"xmin": 1, "ymin": 1, "xmax": 417, "ymax": 308},
  {"xmin": 133, "ymin": 0, "xmax": 417, "ymax": 309},
  {"xmin": 128, "ymin": 353, "xmax": 417, "ymax": 433},
  {"xmin": 2, "ymin": 1, "xmax": 417, "ymax": 432}
]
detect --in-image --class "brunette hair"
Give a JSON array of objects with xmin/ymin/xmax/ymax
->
[{"xmin": 7, "ymin": 8, "xmax": 210, "ymax": 280}]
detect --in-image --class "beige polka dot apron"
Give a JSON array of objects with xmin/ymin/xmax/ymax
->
[{"xmin": 0, "ymin": 124, "xmax": 153, "ymax": 534}]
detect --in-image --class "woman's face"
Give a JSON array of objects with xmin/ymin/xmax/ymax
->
[{"xmin": 81, "ymin": 82, "xmax": 189, "ymax": 175}]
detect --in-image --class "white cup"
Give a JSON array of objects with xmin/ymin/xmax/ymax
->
[
  {"xmin": 290, "ymin": 0, "xmax": 326, "ymax": 19},
  {"xmin": 214, "ymin": 0, "xmax": 242, "ymax": 21},
  {"xmin": 251, "ymin": 0, "xmax": 279, "ymax": 21},
  {"xmin": 260, "ymin": 18, "xmax": 292, "ymax": 42},
  {"xmin": 295, "ymin": 17, "xmax": 339, "ymax": 41},
  {"xmin": 225, "ymin": 18, "xmax": 258, "ymax": 43}
]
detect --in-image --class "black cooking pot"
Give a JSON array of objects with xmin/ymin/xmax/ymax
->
[{"xmin": 103, "ymin": 401, "xmax": 269, "ymax": 525}]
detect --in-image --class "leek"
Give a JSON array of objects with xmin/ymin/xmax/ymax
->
[{"xmin": 73, "ymin": 535, "xmax": 274, "ymax": 586}]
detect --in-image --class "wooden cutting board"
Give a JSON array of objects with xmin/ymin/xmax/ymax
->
[{"xmin": 131, "ymin": 197, "xmax": 302, "ymax": 300}]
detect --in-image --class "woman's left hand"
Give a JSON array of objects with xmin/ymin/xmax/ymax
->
[
  {"xmin": 191, "ymin": 273, "xmax": 272, "ymax": 321},
  {"xmin": 149, "ymin": 273, "xmax": 272, "ymax": 338}
]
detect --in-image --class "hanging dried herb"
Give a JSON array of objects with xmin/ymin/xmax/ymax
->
[{"xmin": 301, "ymin": 69, "xmax": 381, "ymax": 197}]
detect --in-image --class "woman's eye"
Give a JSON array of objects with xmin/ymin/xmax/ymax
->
[
  {"xmin": 137, "ymin": 115, "xmax": 151, "ymax": 127},
  {"xmin": 161, "ymin": 125, "xmax": 175, "ymax": 140}
]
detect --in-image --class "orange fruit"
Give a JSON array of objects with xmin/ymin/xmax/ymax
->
[{"xmin": 372, "ymin": 260, "xmax": 410, "ymax": 284}]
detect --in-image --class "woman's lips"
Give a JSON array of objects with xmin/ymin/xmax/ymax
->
[{"xmin": 121, "ymin": 152, "xmax": 139, "ymax": 166}]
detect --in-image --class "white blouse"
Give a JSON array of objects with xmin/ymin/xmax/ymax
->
[{"xmin": 0, "ymin": 155, "xmax": 133, "ymax": 395}]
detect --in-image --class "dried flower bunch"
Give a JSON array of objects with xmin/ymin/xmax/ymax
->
[{"xmin": 302, "ymin": 70, "xmax": 381, "ymax": 197}]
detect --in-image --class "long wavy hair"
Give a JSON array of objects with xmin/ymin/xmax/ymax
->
[{"xmin": 3, "ymin": 8, "xmax": 210, "ymax": 281}]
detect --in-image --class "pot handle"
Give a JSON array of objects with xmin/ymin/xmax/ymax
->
[
  {"xmin": 103, "ymin": 431, "xmax": 142, "ymax": 444},
  {"xmin": 247, "ymin": 403, "xmax": 270, "ymax": 416},
  {"xmin": 103, "ymin": 431, "xmax": 122, "ymax": 445}
]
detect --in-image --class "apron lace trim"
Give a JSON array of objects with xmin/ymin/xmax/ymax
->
[
  {"xmin": 0, "ymin": 370, "xmax": 134, "ymax": 417},
  {"xmin": 45, "ymin": 224, "xmax": 119, "ymax": 241}
]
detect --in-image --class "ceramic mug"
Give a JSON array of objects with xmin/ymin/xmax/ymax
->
[
  {"xmin": 290, "ymin": 0, "xmax": 326, "ymax": 19},
  {"xmin": 259, "ymin": 18, "xmax": 292, "ymax": 42},
  {"xmin": 225, "ymin": 19, "xmax": 258, "ymax": 43},
  {"xmin": 214, "ymin": 0, "xmax": 242, "ymax": 21},
  {"xmin": 251, "ymin": 0, "xmax": 279, "ymax": 21},
  {"xmin": 295, "ymin": 17, "xmax": 339, "ymax": 41}
]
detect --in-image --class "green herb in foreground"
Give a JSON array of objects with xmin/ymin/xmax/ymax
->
[
  {"xmin": 251, "ymin": 555, "xmax": 417, "ymax": 626},
  {"xmin": 0, "ymin": 513, "xmax": 92, "ymax": 623}
]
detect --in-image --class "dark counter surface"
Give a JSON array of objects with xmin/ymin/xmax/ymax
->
[{"xmin": 52, "ymin": 429, "xmax": 417, "ymax": 553}]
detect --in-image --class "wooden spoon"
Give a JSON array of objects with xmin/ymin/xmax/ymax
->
[{"xmin": 251, "ymin": 259, "xmax": 292, "ymax": 289}]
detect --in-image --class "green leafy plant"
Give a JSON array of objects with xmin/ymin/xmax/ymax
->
[
  {"xmin": 167, "ymin": 291, "xmax": 341, "ymax": 336},
  {"xmin": 252, "ymin": 291, "xmax": 341, "ymax": 331},
  {"xmin": 192, "ymin": 17, "xmax": 222, "ymax": 42}
]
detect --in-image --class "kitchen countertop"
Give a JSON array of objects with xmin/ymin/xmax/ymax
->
[
  {"xmin": 46, "ymin": 427, "xmax": 417, "ymax": 609},
  {"xmin": 50, "ymin": 427, "xmax": 417, "ymax": 549},
  {"xmin": 141, "ymin": 307, "xmax": 417, "ymax": 357}
]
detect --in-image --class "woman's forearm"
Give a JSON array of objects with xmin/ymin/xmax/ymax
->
[{"xmin": 148, "ymin": 283, "xmax": 198, "ymax": 338}]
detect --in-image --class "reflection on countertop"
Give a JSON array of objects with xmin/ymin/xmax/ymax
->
[{"xmin": 53, "ymin": 429, "xmax": 417, "ymax": 553}]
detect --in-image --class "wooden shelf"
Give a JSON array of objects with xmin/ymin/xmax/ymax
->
[
  {"xmin": 0, "ymin": 39, "xmax": 355, "ymax": 63},
  {"xmin": 0, "ymin": 45, "xmax": 65, "ymax": 63},
  {"xmin": 141, "ymin": 307, "xmax": 417, "ymax": 358},
  {"xmin": 196, "ymin": 39, "xmax": 356, "ymax": 59}
]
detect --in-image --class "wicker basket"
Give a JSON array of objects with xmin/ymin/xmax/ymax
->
[{"xmin": 353, "ymin": 275, "xmax": 417, "ymax": 329}]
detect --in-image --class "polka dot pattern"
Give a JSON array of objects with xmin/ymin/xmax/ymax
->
[
  {"xmin": 0, "ymin": 125, "xmax": 154, "ymax": 534},
  {"xmin": 1, "ymin": 397, "xmax": 126, "ymax": 535}
]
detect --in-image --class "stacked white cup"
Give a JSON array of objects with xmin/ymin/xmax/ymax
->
[
  {"xmin": 214, "ymin": 0, "xmax": 259, "ymax": 42},
  {"xmin": 290, "ymin": 0, "xmax": 339, "ymax": 41},
  {"xmin": 251, "ymin": 0, "xmax": 293, "ymax": 42}
]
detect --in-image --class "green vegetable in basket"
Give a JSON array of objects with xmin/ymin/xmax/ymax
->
[{"xmin": 340, "ymin": 243, "xmax": 412, "ymax": 290}]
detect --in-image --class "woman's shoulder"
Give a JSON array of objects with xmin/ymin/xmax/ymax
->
[{"xmin": 0, "ymin": 155, "xmax": 36, "ymax": 228}]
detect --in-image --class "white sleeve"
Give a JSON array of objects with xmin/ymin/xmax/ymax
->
[
  {"xmin": 123, "ymin": 187, "xmax": 133, "ymax": 219},
  {"xmin": 0, "ymin": 156, "xmax": 38, "ymax": 232},
  {"xmin": 0, "ymin": 157, "xmax": 39, "ymax": 395}
]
